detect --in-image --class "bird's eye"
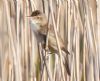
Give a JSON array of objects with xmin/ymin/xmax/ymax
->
[
  {"xmin": 37, "ymin": 17, "xmax": 40, "ymax": 19},
  {"xmin": 37, "ymin": 16, "xmax": 42, "ymax": 20}
]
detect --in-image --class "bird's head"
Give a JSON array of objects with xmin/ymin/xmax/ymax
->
[
  {"xmin": 27, "ymin": 10, "xmax": 48, "ymax": 34},
  {"xmin": 28, "ymin": 10, "xmax": 47, "ymax": 27}
]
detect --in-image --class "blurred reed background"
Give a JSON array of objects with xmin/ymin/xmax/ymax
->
[{"xmin": 0, "ymin": 0, "xmax": 100, "ymax": 81}]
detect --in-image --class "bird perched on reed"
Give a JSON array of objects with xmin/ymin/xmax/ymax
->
[{"xmin": 28, "ymin": 10, "xmax": 70, "ymax": 75}]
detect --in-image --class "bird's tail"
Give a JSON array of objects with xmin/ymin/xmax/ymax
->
[
  {"xmin": 64, "ymin": 55, "xmax": 70, "ymax": 76},
  {"xmin": 61, "ymin": 48, "xmax": 70, "ymax": 76}
]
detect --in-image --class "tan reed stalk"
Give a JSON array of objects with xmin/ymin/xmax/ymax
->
[
  {"xmin": 3, "ymin": 0, "xmax": 18, "ymax": 81},
  {"xmin": 49, "ymin": 0, "xmax": 66, "ymax": 81},
  {"xmin": 0, "ymin": 0, "xmax": 99, "ymax": 81},
  {"xmin": 83, "ymin": 31, "xmax": 86, "ymax": 81},
  {"xmin": 16, "ymin": 1, "xmax": 22, "ymax": 81}
]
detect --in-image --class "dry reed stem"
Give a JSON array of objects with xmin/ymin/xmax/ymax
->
[
  {"xmin": 49, "ymin": 0, "xmax": 66, "ymax": 81},
  {"xmin": 3, "ymin": 0, "xmax": 18, "ymax": 81},
  {"xmin": 0, "ymin": 0, "xmax": 99, "ymax": 81}
]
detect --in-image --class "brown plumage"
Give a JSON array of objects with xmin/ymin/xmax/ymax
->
[{"xmin": 28, "ymin": 10, "xmax": 70, "ymax": 75}]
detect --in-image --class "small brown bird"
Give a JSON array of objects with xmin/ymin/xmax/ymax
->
[{"xmin": 28, "ymin": 10, "xmax": 70, "ymax": 75}]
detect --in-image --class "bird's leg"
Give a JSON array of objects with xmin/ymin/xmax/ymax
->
[
  {"xmin": 44, "ymin": 45, "xmax": 56, "ymax": 55},
  {"xmin": 41, "ymin": 43, "xmax": 49, "ymax": 54}
]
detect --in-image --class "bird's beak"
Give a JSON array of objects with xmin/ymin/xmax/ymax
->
[
  {"xmin": 26, "ymin": 15, "xmax": 32, "ymax": 18},
  {"xmin": 26, "ymin": 16, "xmax": 33, "ymax": 21}
]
